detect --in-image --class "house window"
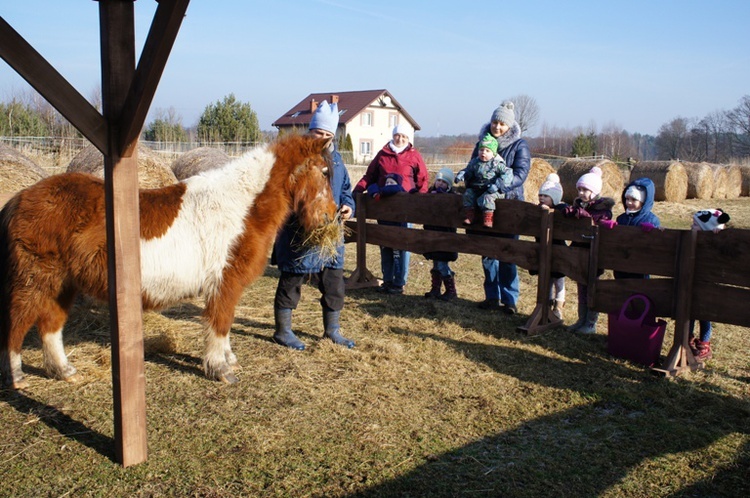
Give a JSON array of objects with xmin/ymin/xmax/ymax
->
[
  {"xmin": 360, "ymin": 140, "xmax": 372, "ymax": 156},
  {"xmin": 389, "ymin": 113, "xmax": 399, "ymax": 128},
  {"xmin": 360, "ymin": 112, "xmax": 373, "ymax": 127}
]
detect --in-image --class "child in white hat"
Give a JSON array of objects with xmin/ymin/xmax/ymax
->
[
  {"xmin": 561, "ymin": 167, "xmax": 616, "ymax": 334},
  {"xmin": 423, "ymin": 168, "xmax": 460, "ymax": 301}
]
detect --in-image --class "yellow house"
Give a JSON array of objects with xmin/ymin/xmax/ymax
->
[{"xmin": 272, "ymin": 89, "xmax": 420, "ymax": 164}]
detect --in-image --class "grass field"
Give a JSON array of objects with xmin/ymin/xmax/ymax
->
[{"xmin": 1, "ymin": 196, "xmax": 748, "ymax": 497}]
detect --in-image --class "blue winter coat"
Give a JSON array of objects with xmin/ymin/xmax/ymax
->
[
  {"xmin": 272, "ymin": 148, "xmax": 355, "ymax": 273},
  {"xmin": 471, "ymin": 122, "xmax": 531, "ymax": 201},
  {"xmin": 616, "ymin": 177, "xmax": 661, "ymax": 228}
]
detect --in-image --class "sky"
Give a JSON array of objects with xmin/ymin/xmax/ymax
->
[{"xmin": 1, "ymin": 1, "xmax": 749, "ymax": 138}]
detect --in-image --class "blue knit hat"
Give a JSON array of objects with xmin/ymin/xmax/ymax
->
[{"xmin": 309, "ymin": 100, "xmax": 339, "ymax": 134}]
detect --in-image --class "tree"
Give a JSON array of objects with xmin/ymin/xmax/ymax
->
[
  {"xmin": 655, "ymin": 117, "xmax": 691, "ymax": 160},
  {"xmin": 143, "ymin": 107, "xmax": 188, "ymax": 142},
  {"xmin": 726, "ymin": 95, "xmax": 750, "ymax": 156},
  {"xmin": 197, "ymin": 94, "xmax": 260, "ymax": 143},
  {"xmin": 509, "ymin": 94, "xmax": 540, "ymax": 134},
  {"xmin": 571, "ymin": 132, "xmax": 597, "ymax": 157},
  {"xmin": 0, "ymin": 99, "xmax": 47, "ymax": 137}
]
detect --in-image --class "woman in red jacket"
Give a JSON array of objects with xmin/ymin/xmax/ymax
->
[{"xmin": 353, "ymin": 125, "xmax": 429, "ymax": 294}]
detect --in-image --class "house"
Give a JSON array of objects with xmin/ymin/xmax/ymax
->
[{"xmin": 272, "ymin": 89, "xmax": 420, "ymax": 164}]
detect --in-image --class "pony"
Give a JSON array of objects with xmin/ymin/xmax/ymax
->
[{"xmin": 0, "ymin": 134, "xmax": 340, "ymax": 388}]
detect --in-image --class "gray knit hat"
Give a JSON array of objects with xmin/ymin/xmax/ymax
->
[
  {"xmin": 539, "ymin": 173, "xmax": 563, "ymax": 206},
  {"xmin": 491, "ymin": 100, "xmax": 516, "ymax": 126}
]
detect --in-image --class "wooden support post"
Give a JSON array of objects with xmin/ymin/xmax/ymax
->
[
  {"xmin": 100, "ymin": 0, "xmax": 148, "ymax": 467},
  {"xmin": 345, "ymin": 193, "xmax": 378, "ymax": 289},
  {"xmin": 653, "ymin": 229, "xmax": 702, "ymax": 376},
  {"xmin": 586, "ymin": 224, "xmax": 600, "ymax": 309},
  {"xmin": 518, "ymin": 209, "xmax": 561, "ymax": 334}
]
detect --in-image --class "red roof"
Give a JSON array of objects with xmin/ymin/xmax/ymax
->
[{"xmin": 272, "ymin": 89, "xmax": 420, "ymax": 130}]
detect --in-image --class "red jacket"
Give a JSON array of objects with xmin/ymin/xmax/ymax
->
[{"xmin": 353, "ymin": 143, "xmax": 429, "ymax": 194}]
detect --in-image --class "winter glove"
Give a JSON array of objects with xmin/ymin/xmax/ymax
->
[
  {"xmin": 454, "ymin": 171, "xmax": 465, "ymax": 184},
  {"xmin": 487, "ymin": 184, "xmax": 499, "ymax": 194},
  {"xmin": 599, "ymin": 220, "xmax": 618, "ymax": 230},
  {"xmin": 640, "ymin": 222, "xmax": 656, "ymax": 233}
]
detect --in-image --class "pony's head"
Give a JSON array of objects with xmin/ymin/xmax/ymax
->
[{"xmin": 273, "ymin": 134, "xmax": 341, "ymax": 256}]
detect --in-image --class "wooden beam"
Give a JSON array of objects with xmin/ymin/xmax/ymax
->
[
  {"xmin": 99, "ymin": 0, "xmax": 147, "ymax": 467},
  {"xmin": 118, "ymin": 0, "xmax": 190, "ymax": 156},
  {"xmin": 0, "ymin": 16, "xmax": 108, "ymax": 152}
]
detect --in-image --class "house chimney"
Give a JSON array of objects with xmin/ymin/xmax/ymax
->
[
  {"xmin": 310, "ymin": 99, "xmax": 318, "ymax": 113},
  {"xmin": 330, "ymin": 94, "xmax": 339, "ymax": 104}
]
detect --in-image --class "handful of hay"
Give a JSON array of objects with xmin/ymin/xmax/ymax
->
[{"xmin": 300, "ymin": 213, "xmax": 348, "ymax": 261}]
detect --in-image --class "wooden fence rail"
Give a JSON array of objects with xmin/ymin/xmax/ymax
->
[{"xmin": 344, "ymin": 193, "xmax": 750, "ymax": 376}]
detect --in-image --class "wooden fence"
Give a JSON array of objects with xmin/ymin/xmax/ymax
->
[{"xmin": 344, "ymin": 193, "xmax": 750, "ymax": 377}]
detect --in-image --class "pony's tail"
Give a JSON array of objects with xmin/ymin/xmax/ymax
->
[{"xmin": 0, "ymin": 197, "xmax": 18, "ymax": 351}]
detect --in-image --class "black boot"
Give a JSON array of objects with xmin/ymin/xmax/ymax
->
[
  {"xmin": 272, "ymin": 308, "xmax": 305, "ymax": 350},
  {"xmin": 323, "ymin": 308, "xmax": 355, "ymax": 348},
  {"xmin": 440, "ymin": 274, "xmax": 457, "ymax": 301},
  {"xmin": 424, "ymin": 269, "xmax": 442, "ymax": 298}
]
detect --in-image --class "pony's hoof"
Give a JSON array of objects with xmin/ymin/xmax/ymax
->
[
  {"xmin": 9, "ymin": 378, "xmax": 29, "ymax": 390},
  {"xmin": 219, "ymin": 371, "xmax": 239, "ymax": 384},
  {"xmin": 64, "ymin": 373, "xmax": 83, "ymax": 384}
]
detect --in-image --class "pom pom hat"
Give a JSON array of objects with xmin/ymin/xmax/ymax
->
[
  {"xmin": 309, "ymin": 100, "xmax": 339, "ymax": 135},
  {"xmin": 491, "ymin": 100, "xmax": 516, "ymax": 126},
  {"xmin": 479, "ymin": 134, "xmax": 499, "ymax": 155},
  {"xmin": 693, "ymin": 209, "xmax": 730, "ymax": 231},
  {"xmin": 576, "ymin": 166, "xmax": 603, "ymax": 196},
  {"xmin": 539, "ymin": 173, "xmax": 563, "ymax": 205}
]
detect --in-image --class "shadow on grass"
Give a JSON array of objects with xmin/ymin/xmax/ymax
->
[
  {"xmin": 345, "ymin": 321, "xmax": 750, "ymax": 497},
  {"xmin": 0, "ymin": 389, "xmax": 114, "ymax": 462}
]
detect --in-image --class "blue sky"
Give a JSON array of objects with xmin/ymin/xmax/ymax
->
[{"xmin": 1, "ymin": 1, "xmax": 749, "ymax": 137}]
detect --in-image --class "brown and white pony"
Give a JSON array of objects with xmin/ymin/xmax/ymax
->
[{"xmin": 0, "ymin": 134, "xmax": 339, "ymax": 388}]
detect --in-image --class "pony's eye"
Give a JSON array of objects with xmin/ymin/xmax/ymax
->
[{"xmin": 321, "ymin": 166, "xmax": 329, "ymax": 177}]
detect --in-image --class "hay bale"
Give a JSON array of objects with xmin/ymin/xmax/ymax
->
[
  {"xmin": 724, "ymin": 164, "xmax": 742, "ymax": 199},
  {"xmin": 629, "ymin": 160, "xmax": 687, "ymax": 202},
  {"xmin": 740, "ymin": 164, "xmax": 750, "ymax": 197},
  {"xmin": 683, "ymin": 162, "xmax": 713, "ymax": 199},
  {"xmin": 705, "ymin": 163, "xmax": 728, "ymax": 199},
  {"xmin": 556, "ymin": 158, "xmax": 622, "ymax": 203},
  {"xmin": 171, "ymin": 147, "xmax": 231, "ymax": 180},
  {"xmin": 0, "ymin": 143, "xmax": 49, "ymax": 193},
  {"xmin": 523, "ymin": 158, "xmax": 556, "ymax": 201},
  {"xmin": 67, "ymin": 143, "xmax": 177, "ymax": 188}
]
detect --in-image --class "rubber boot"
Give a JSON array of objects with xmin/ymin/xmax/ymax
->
[
  {"xmin": 440, "ymin": 274, "xmax": 457, "ymax": 301},
  {"xmin": 566, "ymin": 302, "xmax": 588, "ymax": 332},
  {"xmin": 272, "ymin": 308, "xmax": 305, "ymax": 350},
  {"xmin": 483, "ymin": 211, "xmax": 494, "ymax": 228},
  {"xmin": 424, "ymin": 270, "xmax": 442, "ymax": 299},
  {"xmin": 323, "ymin": 309, "xmax": 355, "ymax": 348},
  {"xmin": 463, "ymin": 208, "xmax": 475, "ymax": 226},
  {"xmin": 694, "ymin": 340, "xmax": 712, "ymax": 362},
  {"xmin": 552, "ymin": 300, "xmax": 564, "ymax": 320},
  {"xmin": 576, "ymin": 310, "xmax": 599, "ymax": 334}
]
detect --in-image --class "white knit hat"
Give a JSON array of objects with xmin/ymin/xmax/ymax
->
[
  {"xmin": 624, "ymin": 185, "xmax": 645, "ymax": 203},
  {"xmin": 576, "ymin": 167, "xmax": 603, "ymax": 196},
  {"xmin": 539, "ymin": 173, "xmax": 563, "ymax": 205}
]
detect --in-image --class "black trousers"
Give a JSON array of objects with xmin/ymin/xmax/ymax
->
[{"xmin": 274, "ymin": 268, "xmax": 345, "ymax": 311}]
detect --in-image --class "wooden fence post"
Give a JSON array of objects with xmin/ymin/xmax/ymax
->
[{"xmin": 345, "ymin": 193, "xmax": 378, "ymax": 289}]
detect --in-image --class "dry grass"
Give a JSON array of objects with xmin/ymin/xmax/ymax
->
[
  {"xmin": 1, "ymin": 178, "xmax": 749, "ymax": 497},
  {"xmin": 0, "ymin": 143, "xmax": 48, "ymax": 193},
  {"xmin": 171, "ymin": 146, "xmax": 230, "ymax": 180},
  {"xmin": 523, "ymin": 158, "xmax": 555, "ymax": 202},
  {"xmin": 67, "ymin": 144, "xmax": 177, "ymax": 188},
  {"xmin": 629, "ymin": 160, "xmax": 687, "ymax": 202},
  {"xmin": 557, "ymin": 158, "xmax": 623, "ymax": 203}
]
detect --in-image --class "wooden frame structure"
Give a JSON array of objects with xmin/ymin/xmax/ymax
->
[
  {"xmin": 345, "ymin": 193, "xmax": 750, "ymax": 376},
  {"xmin": 0, "ymin": 0, "xmax": 190, "ymax": 467}
]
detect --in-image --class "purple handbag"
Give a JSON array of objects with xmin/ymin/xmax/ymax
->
[{"xmin": 607, "ymin": 294, "xmax": 667, "ymax": 367}]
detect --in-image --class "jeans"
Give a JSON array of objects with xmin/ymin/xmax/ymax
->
[
  {"xmin": 433, "ymin": 260, "xmax": 454, "ymax": 278},
  {"xmin": 689, "ymin": 320, "xmax": 713, "ymax": 343},
  {"xmin": 482, "ymin": 256, "xmax": 519, "ymax": 306},
  {"xmin": 380, "ymin": 247, "xmax": 410, "ymax": 287}
]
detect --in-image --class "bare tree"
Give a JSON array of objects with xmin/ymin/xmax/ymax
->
[
  {"xmin": 726, "ymin": 95, "xmax": 750, "ymax": 156},
  {"xmin": 655, "ymin": 117, "xmax": 692, "ymax": 160},
  {"xmin": 509, "ymin": 94, "xmax": 540, "ymax": 135}
]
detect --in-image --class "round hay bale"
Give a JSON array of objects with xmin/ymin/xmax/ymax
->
[
  {"xmin": 523, "ymin": 158, "xmax": 556, "ymax": 201},
  {"xmin": 0, "ymin": 143, "xmax": 49, "ymax": 193},
  {"xmin": 724, "ymin": 163, "xmax": 741, "ymax": 199},
  {"xmin": 683, "ymin": 162, "xmax": 713, "ymax": 199},
  {"xmin": 171, "ymin": 147, "xmax": 231, "ymax": 180},
  {"xmin": 629, "ymin": 160, "xmax": 687, "ymax": 202},
  {"xmin": 706, "ymin": 163, "xmax": 728, "ymax": 199},
  {"xmin": 556, "ymin": 158, "xmax": 622, "ymax": 203},
  {"xmin": 67, "ymin": 143, "xmax": 177, "ymax": 188},
  {"xmin": 740, "ymin": 164, "xmax": 750, "ymax": 197}
]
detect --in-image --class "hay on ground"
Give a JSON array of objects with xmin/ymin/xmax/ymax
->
[
  {"xmin": 523, "ymin": 158, "xmax": 556, "ymax": 201},
  {"xmin": 171, "ymin": 147, "xmax": 231, "ymax": 180},
  {"xmin": 724, "ymin": 164, "xmax": 742, "ymax": 199},
  {"xmin": 706, "ymin": 163, "xmax": 728, "ymax": 199},
  {"xmin": 0, "ymin": 143, "xmax": 49, "ymax": 193},
  {"xmin": 67, "ymin": 143, "xmax": 177, "ymax": 188},
  {"xmin": 740, "ymin": 164, "xmax": 750, "ymax": 197},
  {"xmin": 629, "ymin": 160, "xmax": 687, "ymax": 202},
  {"xmin": 683, "ymin": 162, "xmax": 714, "ymax": 200},
  {"xmin": 556, "ymin": 158, "xmax": 622, "ymax": 203}
]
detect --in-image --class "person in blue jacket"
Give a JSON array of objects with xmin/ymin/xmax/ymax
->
[
  {"xmin": 271, "ymin": 100, "xmax": 356, "ymax": 350},
  {"xmin": 472, "ymin": 100, "xmax": 531, "ymax": 314},
  {"xmin": 613, "ymin": 176, "xmax": 661, "ymax": 279}
]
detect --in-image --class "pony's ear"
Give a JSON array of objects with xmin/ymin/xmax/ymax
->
[{"xmin": 312, "ymin": 136, "xmax": 333, "ymax": 152}]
